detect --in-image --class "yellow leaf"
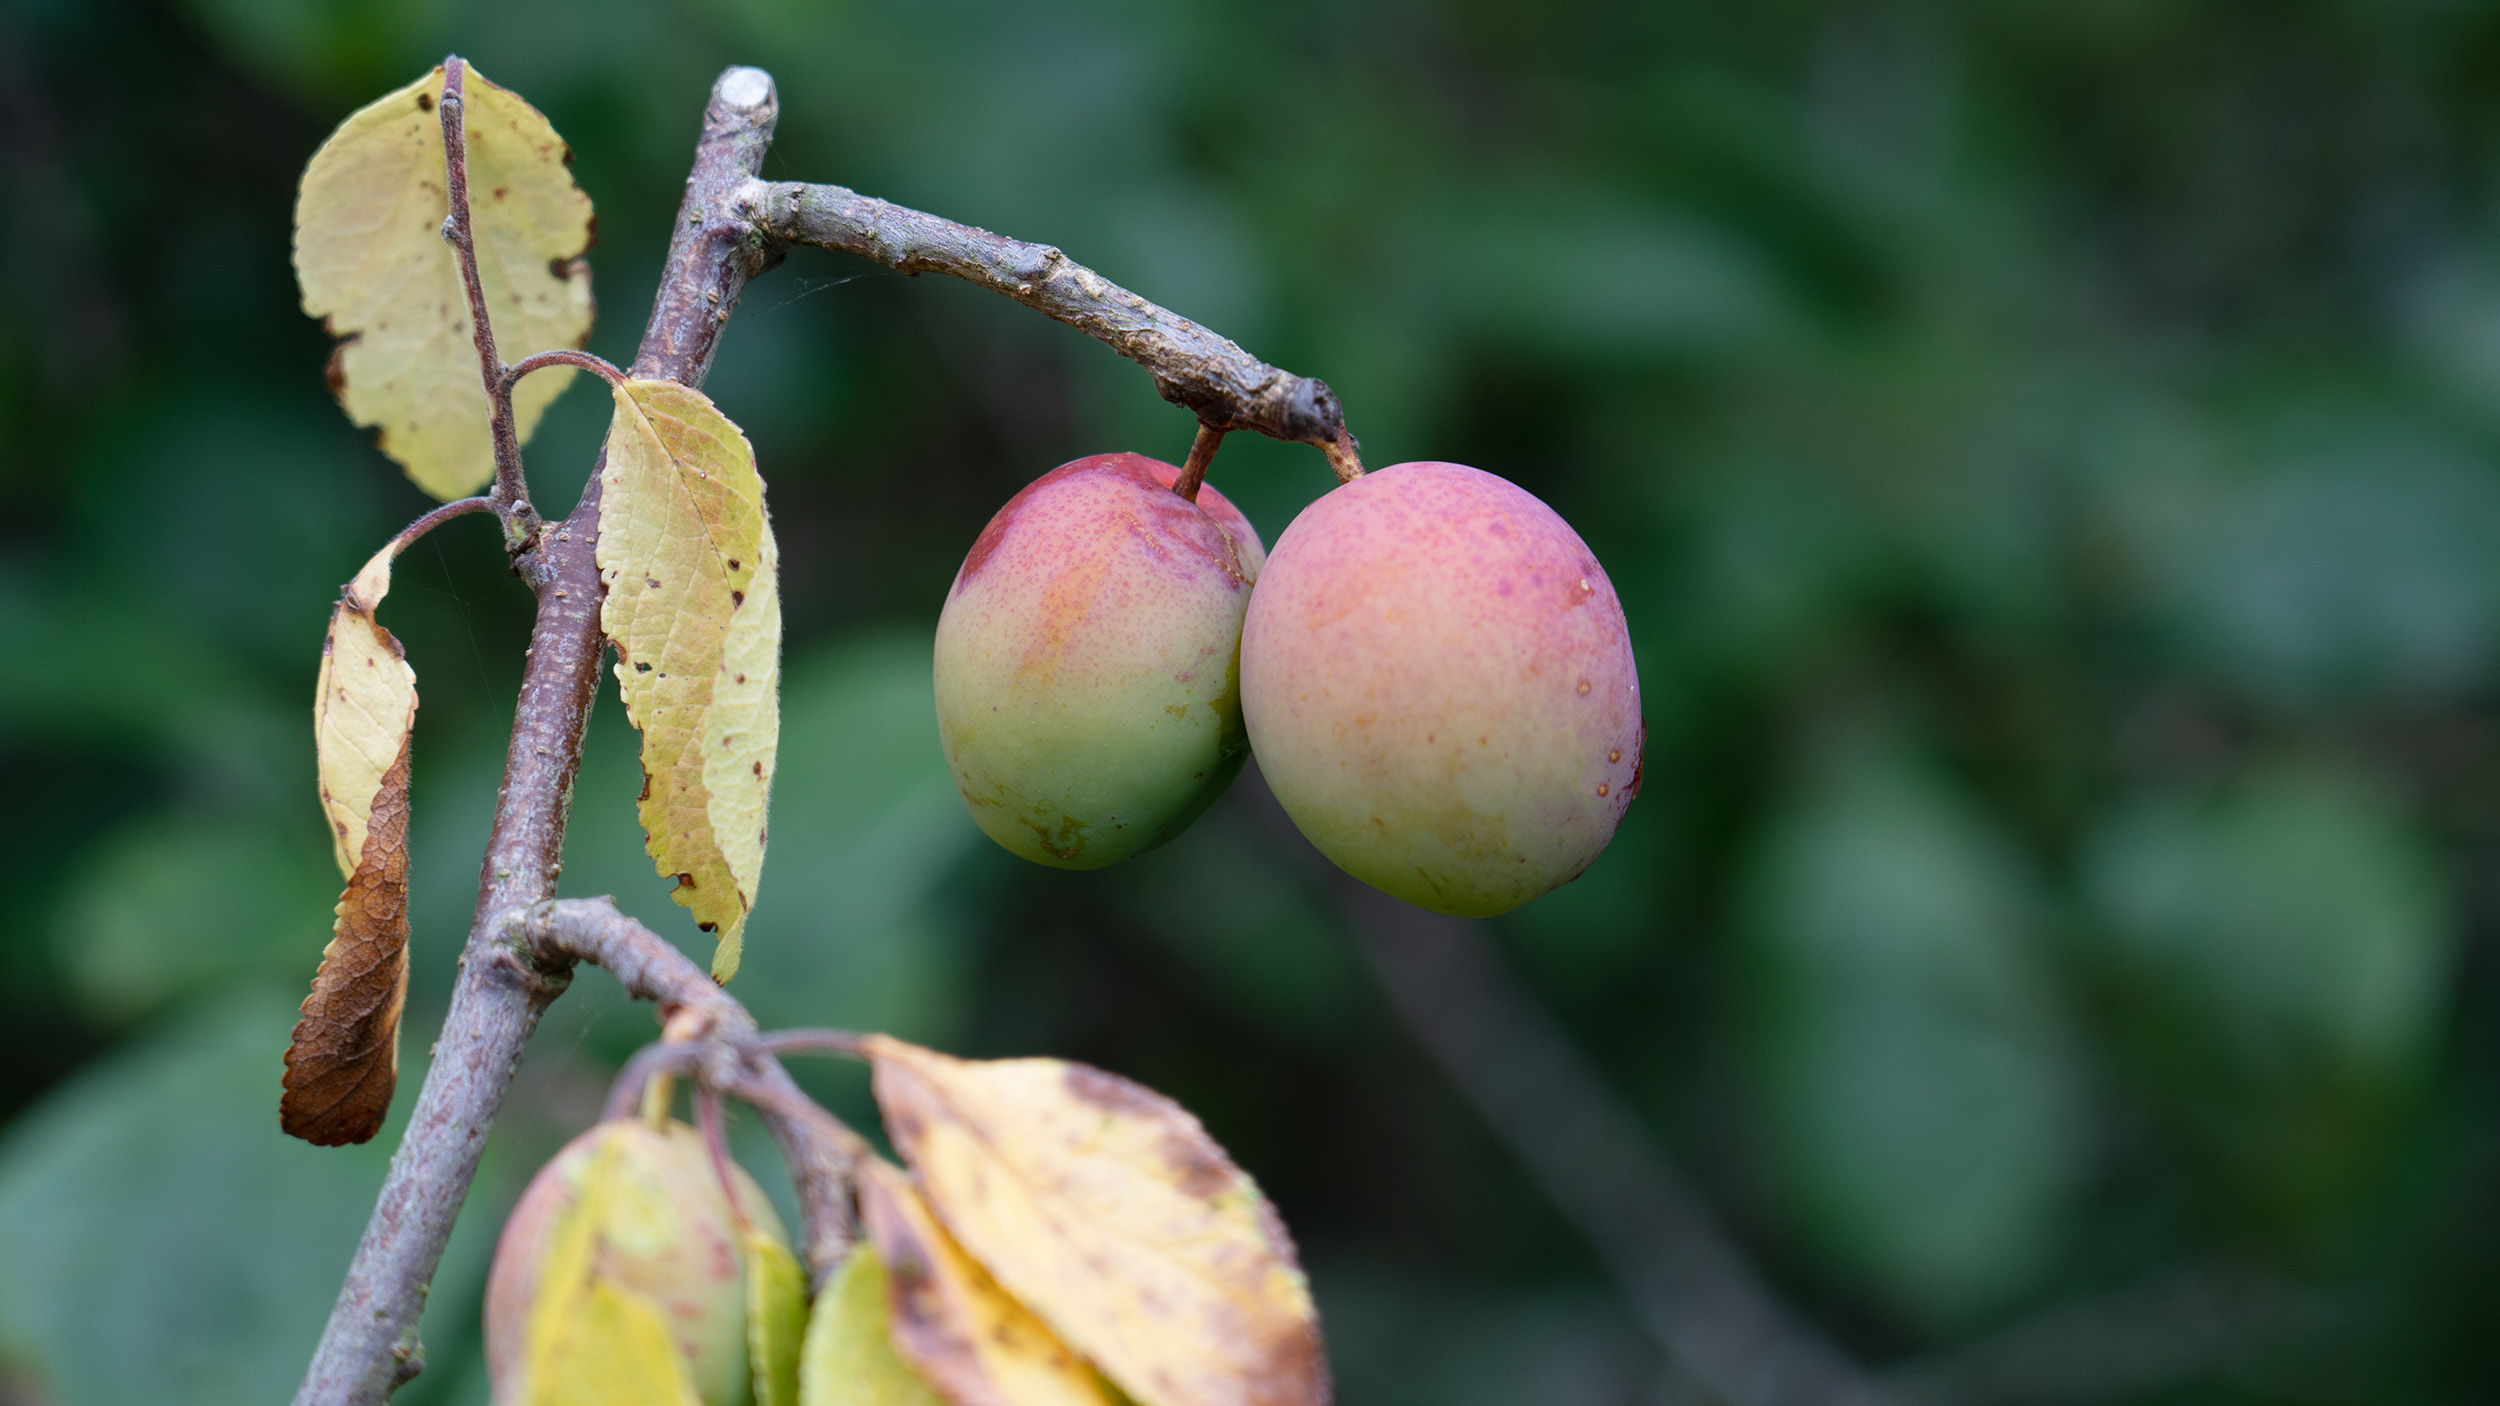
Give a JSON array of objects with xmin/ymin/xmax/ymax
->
[
  {"xmin": 313, "ymin": 544, "xmax": 413, "ymax": 883},
  {"xmin": 294, "ymin": 64, "xmax": 595, "ymax": 500},
  {"xmin": 284, "ymin": 542, "xmax": 416, "ymax": 1146},
  {"xmin": 489, "ymin": 1120, "xmax": 794, "ymax": 1405},
  {"xmin": 597, "ymin": 378, "xmax": 782, "ymax": 981},
  {"xmin": 858, "ymin": 1160, "xmax": 1117, "ymax": 1406},
  {"xmin": 749, "ymin": 1230, "xmax": 811, "ymax": 1406},
  {"xmin": 522, "ymin": 1135, "xmax": 706, "ymax": 1406},
  {"xmin": 865, "ymin": 1038, "xmax": 1328, "ymax": 1406},
  {"xmin": 798, "ymin": 1248, "xmax": 946, "ymax": 1406}
]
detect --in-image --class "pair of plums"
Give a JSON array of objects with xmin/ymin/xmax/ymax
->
[{"xmin": 932, "ymin": 450, "xmax": 1641, "ymax": 918}]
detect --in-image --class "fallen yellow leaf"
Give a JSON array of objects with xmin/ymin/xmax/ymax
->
[
  {"xmin": 865, "ymin": 1038, "xmax": 1328, "ymax": 1406},
  {"xmin": 597, "ymin": 377, "xmax": 781, "ymax": 981},
  {"xmin": 859, "ymin": 1159, "xmax": 1117, "ymax": 1406},
  {"xmin": 294, "ymin": 63, "xmax": 595, "ymax": 500},
  {"xmin": 797, "ymin": 1246, "xmax": 945, "ymax": 1406},
  {"xmin": 283, "ymin": 543, "xmax": 417, "ymax": 1146}
]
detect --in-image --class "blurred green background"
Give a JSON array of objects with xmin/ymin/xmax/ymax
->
[{"xmin": 8, "ymin": 0, "xmax": 2500, "ymax": 1401}]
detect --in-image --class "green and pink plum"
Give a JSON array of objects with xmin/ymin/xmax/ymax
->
[
  {"xmin": 1241, "ymin": 461, "xmax": 1641, "ymax": 916},
  {"xmin": 934, "ymin": 452, "xmax": 1266, "ymax": 867},
  {"xmin": 484, "ymin": 1118, "xmax": 787, "ymax": 1406}
]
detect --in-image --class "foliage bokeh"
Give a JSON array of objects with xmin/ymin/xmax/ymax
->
[{"xmin": 8, "ymin": 0, "xmax": 2500, "ymax": 1400}]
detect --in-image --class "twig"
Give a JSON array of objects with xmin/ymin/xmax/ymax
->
[
  {"xmin": 357, "ymin": 497, "xmax": 495, "ymax": 597},
  {"xmin": 1227, "ymin": 760, "xmax": 1881, "ymax": 1406},
  {"xmin": 290, "ymin": 67, "xmax": 785, "ymax": 1406},
  {"xmin": 738, "ymin": 179, "xmax": 1362, "ymax": 463},
  {"xmin": 436, "ymin": 57, "xmax": 539, "ymax": 548},
  {"xmin": 1342, "ymin": 884, "xmax": 1886, "ymax": 1406},
  {"xmin": 503, "ymin": 347, "xmax": 628, "ymax": 391},
  {"xmin": 723, "ymin": 1065, "xmax": 869, "ymax": 1289},
  {"xmin": 697, "ymin": 1087, "xmax": 753, "ymax": 1236},
  {"xmin": 528, "ymin": 900, "xmax": 867, "ymax": 1286},
  {"xmin": 603, "ymin": 1037, "xmax": 709, "ymax": 1122},
  {"xmin": 747, "ymin": 1027, "xmax": 871, "ymax": 1060}
]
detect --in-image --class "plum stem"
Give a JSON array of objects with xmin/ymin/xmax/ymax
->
[
  {"xmin": 1173, "ymin": 424, "xmax": 1224, "ymax": 502},
  {"xmin": 1322, "ymin": 429, "xmax": 1366, "ymax": 484}
]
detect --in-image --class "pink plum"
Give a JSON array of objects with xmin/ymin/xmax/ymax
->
[
  {"xmin": 934, "ymin": 452, "xmax": 1267, "ymax": 868},
  {"xmin": 1240, "ymin": 461, "xmax": 1641, "ymax": 916},
  {"xmin": 484, "ymin": 1118, "xmax": 787, "ymax": 1406}
]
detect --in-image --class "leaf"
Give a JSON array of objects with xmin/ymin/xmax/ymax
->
[
  {"xmin": 749, "ymin": 1229, "xmax": 811, "ymax": 1406},
  {"xmin": 312, "ymin": 544, "xmax": 413, "ymax": 883},
  {"xmin": 2084, "ymin": 763, "xmax": 2451, "ymax": 1080},
  {"xmin": 1741, "ymin": 755, "xmax": 2081, "ymax": 1327},
  {"xmin": 521, "ymin": 1134, "xmax": 706, "ymax": 1406},
  {"xmin": 283, "ymin": 543, "xmax": 416, "ymax": 1146},
  {"xmin": 857, "ymin": 1159, "xmax": 1118, "ymax": 1406},
  {"xmin": 799, "ymin": 1246, "xmax": 947, "ymax": 1406},
  {"xmin": 0, "ymin": 991, "xmax": 495, "ymax": 1405},
  {"xmin": 294, "ymin": 63, "xmax": 595, "ymax": 500},
  {"xmin": 864, "ymin": 1038, "xmax": 1328, "ymax": 1406},
  {"xmin": 598, "ymin": 377, "xmax": 782, "ymax": 982}
]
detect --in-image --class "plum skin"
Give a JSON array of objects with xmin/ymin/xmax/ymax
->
[
  {"xmin": 1240, "ymin": 461, "xmax": 1641, "ymax": 916},
  {"xmin": 483, "ymin": 1118, "xmax": 789, "ymax": 1406},
  {"xmin": 934, "ymin": 452, "xmax": 1267, "ymax": 868}
]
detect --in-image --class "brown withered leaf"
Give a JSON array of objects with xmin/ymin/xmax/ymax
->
[
  {"xmin": 864, "ymin": 1038, "xmax": 1329, "ymax": 1406},
  {"xmin": 285, "ymin": 545, "xmax": 417, "ymax": 1146},
  {"xmin": 281, "ymin": 736, "xmax": 412, "ymax": 1145},
  {"xmin": 858, "ymin": 1159, "xmax": 1118, "ymax": 1406}
]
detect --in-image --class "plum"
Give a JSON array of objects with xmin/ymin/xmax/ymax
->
[
  {"xmin": 934, "ymin": 452, "xmax": 1267, "ymax": 868},
  {"xmin": 1240, "ymin": 461, "xmax": 1641, "ymax": 916},
  {"xmin": 484, "ymin": 1118, "xmax": 788, "ymax": 1406}
]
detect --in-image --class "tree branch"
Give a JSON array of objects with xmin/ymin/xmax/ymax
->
[
  {"xmin": 1227, "ymin": 761, "xmax": 1882, "ymax": 1406},
  {"xmin": 1344, "ymin": 886, "xmax": 1888, "ymax": 1406},
  {"xmin": 737, "ymin": 179, "xmax": 1362, "ymax": 471},
  {"xmin": 291, "ymin": 66, "xmax": 785, "ymax": 1406}
]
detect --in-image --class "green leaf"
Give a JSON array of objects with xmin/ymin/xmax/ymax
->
[
  {"xmin": 47, "ymin": 812, "xmax": 336, "ymax": 1026},
  {"xmin": 2086, "ymin": 763, "xmax": 2452, "ymax": 1079},
  {"xmin": 0, "ymin": 990, "xmax": 493, "ymax": 1405},
  {"xmin": 2082, "ymin": 762, "xmax": 2453, "ymax": 1228},
  {"xmin": 597, "ymin": 378, "xmax": 782, "ymax": 982},
  {"xmin": 747, "ymin": 1231, "xmax": 810, "ymax": 1406},
  {"xmin": 799, "ymin": 1248, "xmax": 946, "ymax": 1406},
  {"xmin": 293, "ymin": 64, "xmax": 594, "ymax": 500},
  {"xmin": 1741, "ymin": 756, "xmax": 2082, "ymax": 1327}
]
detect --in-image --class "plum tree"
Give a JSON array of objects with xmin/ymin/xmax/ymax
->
[
  {"xmin": 1241, "ymin": 462, "xmax": 1642, "ymax": 917},
  {"xmin": 933, "ymin": 452, "xmax": 1265, "ymax": 868},
  {"xmin": 284, "ymin": 59, "xmax": 1353, "ymax": 1406}
]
